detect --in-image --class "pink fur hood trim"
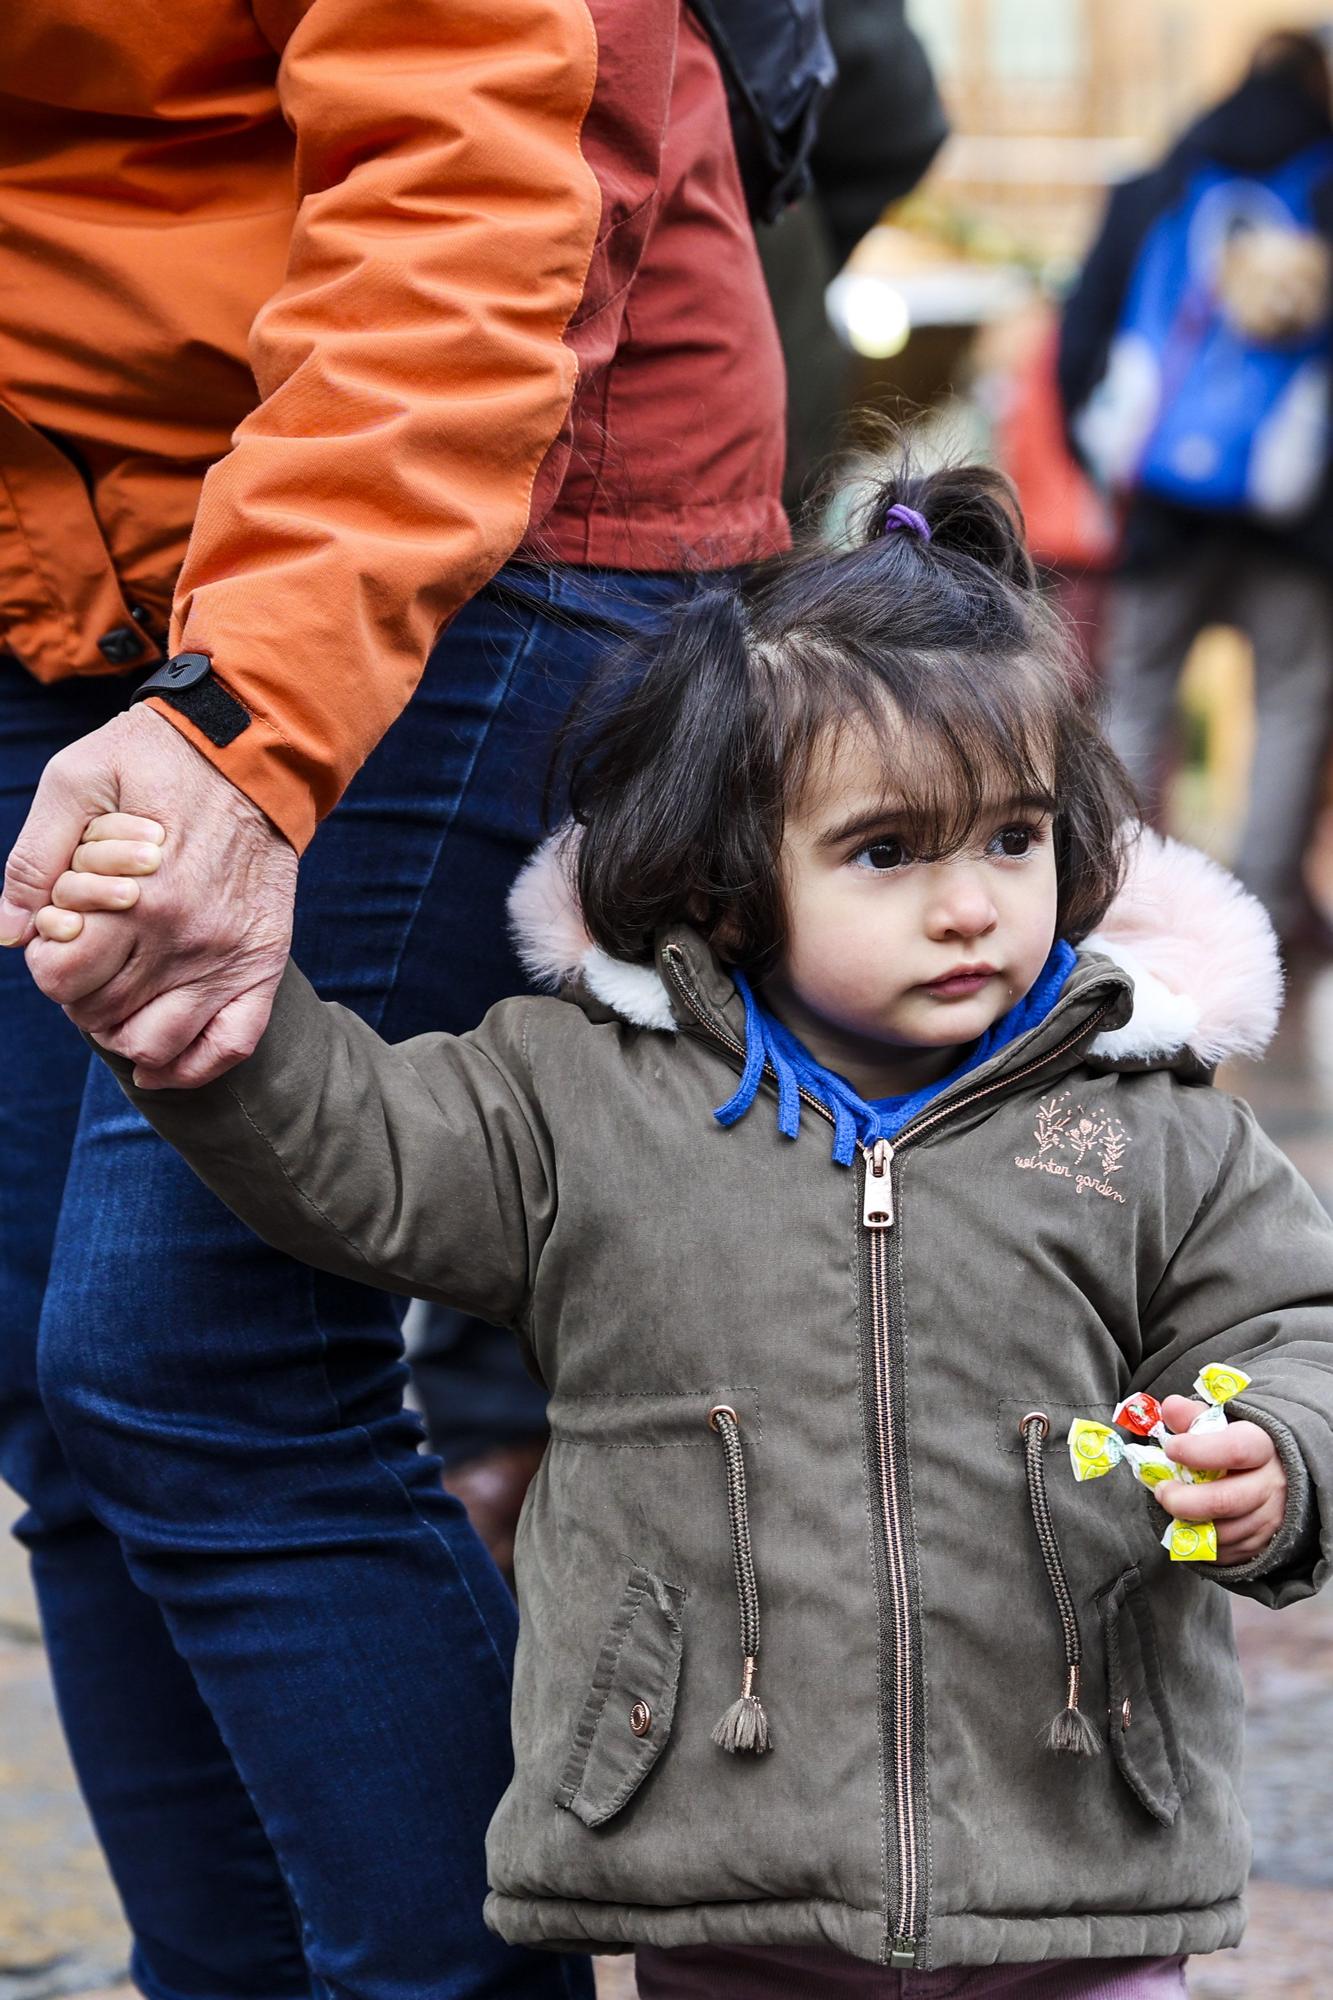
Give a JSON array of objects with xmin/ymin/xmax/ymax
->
[{"xmin": 508, "ymin": 824, "xmax": 1283, "ymax": 1066}]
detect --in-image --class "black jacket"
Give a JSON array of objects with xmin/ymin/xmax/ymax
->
[{"xmin": 694, "ymin": 0, "xmax": 838, "ymax": 221}]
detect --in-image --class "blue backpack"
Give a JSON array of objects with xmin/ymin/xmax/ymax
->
[{"xmin": 1075, "ymin": 143, "xmax": 1333, "ymax": 520}]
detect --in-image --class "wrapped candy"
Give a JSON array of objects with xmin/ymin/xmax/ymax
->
[
  {"xmin": 1068, "ymin": 1419, "xmax": 1123, "ymax": 1481},
  {"xmin": 1066, "ymin": 1362, "xmax": 1251, "ymax": 1561},
  {"xmin": 1111, "ymin": 1391, "xmax": 1168, "ymax": 1440},
  {"xmin": 1160, "ymin": 1518, "xmax": 1219, "ymax": 1562},
  {"xmin": 1195, "ymin": 1363, "xmax": 1251, "ymax": 1407}
]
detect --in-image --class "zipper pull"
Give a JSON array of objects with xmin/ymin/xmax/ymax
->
[{"xmin": 861, "ymin": 1137, "xmax": 895, "ymax": 1229}]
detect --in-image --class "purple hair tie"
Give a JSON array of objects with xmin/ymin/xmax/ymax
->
[{"xmin": 880, "ymin": 502, "xmax": 932, "ymax": 544}]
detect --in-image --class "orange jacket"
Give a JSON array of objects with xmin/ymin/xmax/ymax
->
[{"xmin": 0, "ymin": 0, "xmax": 786, "ymax": 849}]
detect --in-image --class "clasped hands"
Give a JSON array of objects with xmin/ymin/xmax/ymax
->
[{"xmin": 1, "ymin": 706, "xmax": 296, "ymax": 1088}]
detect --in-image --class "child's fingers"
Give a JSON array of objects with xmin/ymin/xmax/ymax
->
[
  {"xmin": 69, "ymin": 837, "xmax": 164, "ymax": 878},
  {"xmin": 81, "ymin": 813, "xmax": 166, "ymax": 846},
  {"xmin": 34, "ymin": 905, "xmax": 85, "ymax": 942},
  {"xmin": 51, "ymin": 870, "xmax": 142, "ymax": 914},
  {"xmin": 1155, "ymin": 1468, "xmax": 1276, "ymax": 1522},
  {"xmin": 1164, "ymin": 1418, "xmax": 1274, "ymax": 1476},
  {"xmin": 1160, "ymin": 1394, "xmax": 1209, "ymax": 1433}
]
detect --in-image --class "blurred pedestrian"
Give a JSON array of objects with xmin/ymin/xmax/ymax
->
[
  {"xmin": 1059, "ymin": 30, "xmax": 1333, "ymax": 945},
  {"xmin": 0, "ymin": 0, "xmax": 830, "ymax": 1993},
  {"xmin": 756, "ymin": 0, "xmax": 947, "ymax": 515},
  {"xmin": 58, "ymin": 459, "xmax": 1333, "ymax": 1996}
]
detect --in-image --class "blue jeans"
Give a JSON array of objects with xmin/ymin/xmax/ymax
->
[{"xmin": 0, "ymin": 563, "xmax": 690, "ymax": 2000}]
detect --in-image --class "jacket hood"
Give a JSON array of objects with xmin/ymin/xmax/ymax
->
[
  {"xmin": 1173, "ymin": 70, "xmax": 1333, "ymax": 176},
  {"xmin": 508, "ymin": 825, "xmax": 1283, "ymax": 1070}
]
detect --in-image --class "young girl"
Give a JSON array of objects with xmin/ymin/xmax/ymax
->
[{"xmin": 49, "ymin": 466, "xmax": 1331, "ymax": 1999}]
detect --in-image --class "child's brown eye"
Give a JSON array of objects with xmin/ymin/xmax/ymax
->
[
  {"xmin": 856, "ymin": 838, "xmax": 906, "ymax": 871},
  {"xmin": 996, "ymin": 826, "xmax": 1033, "ymax": 857}
]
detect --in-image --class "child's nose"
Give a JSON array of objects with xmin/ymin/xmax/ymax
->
[{"xmin": 925, "ymin": 870, "xmax": 998, "ymax": 940}]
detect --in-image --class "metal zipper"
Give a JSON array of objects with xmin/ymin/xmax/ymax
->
[
  {"xmin": 854, "ymin": 997, "xmax": 1117, "ymax": 1965},
  {"xmin": 664, "ymin": 944, "xmax": 1116, "ymax": 1967},
  {"xmin": 861, "ymin": 1146, "xmax": 918, "ymax": 1965}
]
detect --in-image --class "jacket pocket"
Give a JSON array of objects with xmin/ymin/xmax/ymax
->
[
  {"xmin": 555, "ymin": 1565, "xmax": 686, "ymax": 1829},
  {"xmin": 1097, "ymin": 1564, "xmax": 1186, "ymax": 1825}
]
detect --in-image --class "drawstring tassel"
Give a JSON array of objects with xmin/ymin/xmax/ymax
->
[
  {"xmin": 711, "ymin": 1654, "xmax": 770, "ymax": 1755},
  {"xmin": 1020, "ymin": 1413, "xmax": 1103, "ymax": 1759},
  {"xmin": 1046, "ymin": 1666, "xmax": 1102, "ymax": 1758},
  {"xmin": 708, "ymin": 1405, "xmax": 773, "ymax": 1755}
]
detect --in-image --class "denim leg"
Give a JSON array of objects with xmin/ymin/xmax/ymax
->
[
  {"xmin": 0, "ymin": 659, "xmax": 309, "ymax": 2000},
  {"xmin": 38, "ymin": 565, "xmax": 688, "ymax": 2000},
  {"xmin": 398, "ymin": 565, "xmax": 695, "ymax": 1464}
]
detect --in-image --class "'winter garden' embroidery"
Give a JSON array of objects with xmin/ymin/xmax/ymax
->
[{"xmin": 1013, "ymin": 1092, "xmax": 1131, "ymax": 1203}]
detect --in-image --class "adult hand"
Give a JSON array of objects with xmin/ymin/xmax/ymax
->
[{"xmin": 1, "ymin": 704, "xmax": 297, "ymax": 1088}]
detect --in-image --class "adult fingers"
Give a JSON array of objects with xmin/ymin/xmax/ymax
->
[
  {"xmin": 51, "ymin": 870, "xmax": 142, "ymax": 913},
  {"xmin": 1, "ymin": 735, "xmax": 120, "ymax": 945},
  {"xmin": 1164, "ymin": 1419, "xmax": 1273, "ymax": 1475},
  {"xmin": 132, "ymin": 986, "xmax": 279, "ymax": 1090},
  {"xmin": 91, "ymin": 986, "xmax": 223, "ymax": 1071},
  {"xmin": 70, "ymin": 837, "xmax": 163, "ymax": 878},
  {"xmin": 25, "ymin": 916, "xmax": 136, "ymax": 1007}
]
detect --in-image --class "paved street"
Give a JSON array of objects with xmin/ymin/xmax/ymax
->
[{"xmin": 4, "ymin": 963, "xmax": 1333, "ymax": 2000}]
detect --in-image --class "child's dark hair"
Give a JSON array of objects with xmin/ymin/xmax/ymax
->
[{"xmin": 558, "ymin": 461, "xmax": 1139, "ymax": 973}]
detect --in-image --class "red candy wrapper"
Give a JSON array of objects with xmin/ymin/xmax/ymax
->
[{"xmin": 1112, "ymin": 1391, "xmax": 1166, "ymax": 1439}]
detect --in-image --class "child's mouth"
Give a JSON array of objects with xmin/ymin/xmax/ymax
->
[{"xmin": 920, "ymin": 966, "xmax": 996, "ymax": 998}]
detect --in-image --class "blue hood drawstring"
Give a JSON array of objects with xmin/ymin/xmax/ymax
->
[
  {"xmin": 713, "ymin": 970, "xmax": 881, "ymax": 1164},
  {"xmin": 713, "ymin": 945, "xmax": 1078, "ymax": 1165}
]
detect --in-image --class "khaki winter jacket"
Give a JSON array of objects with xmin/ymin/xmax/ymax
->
[{"xmin": 96, "ymin": 829, "xmax": 1333, "ymax": 1972}]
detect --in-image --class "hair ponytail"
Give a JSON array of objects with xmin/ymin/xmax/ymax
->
[
  {"xmin": 560, "ymin": 584, "xmax": 784, "ymax": 967},
  {"xmin": 854, "ymin": 462, "xmax": 1037, "ymax": 593}
]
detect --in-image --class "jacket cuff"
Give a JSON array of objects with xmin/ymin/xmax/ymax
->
[
  {"xmin": 1208, "ymin": 1401, "xmax": 1322, "ymax": 1601},
  {"xmin": 145, "ymin": 693, "xmax": 318, "ymax": 854}
]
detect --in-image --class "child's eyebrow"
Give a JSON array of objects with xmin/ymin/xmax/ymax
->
[{"xmin": 815, "ymin": 791, "xmax": 1058, "ymax": 850}]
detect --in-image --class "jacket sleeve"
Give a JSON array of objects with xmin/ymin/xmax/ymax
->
[
  {"xmin": 1056, "ymin": 171, "xmax": 1162, "ymax": 443},
  {"xmin": 1130, "ymin": 1096, "xmax": 1333, "ymax": 1606},
  {"xmin": 92, "ymin": 960, "xmax": 555, "ymax": 1329},
  {"xmin": 157, "ymin": 0, "xmax": 603, "ymax": 852}
]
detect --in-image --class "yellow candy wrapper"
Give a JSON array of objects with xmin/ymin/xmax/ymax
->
[
  {"xmin": 1160, "ymin": 1518, "xmax": 1218, "ymax": 1562},
  {"xmin": 1194, "ymin": 1363, "xmax": 1251, "ymax": 1408},
  {"xmin": 1068, "ymin": 1419, "xmax": 1123, "ymax": 1481},
  {"xmin": 1121, "ymin": 1441, "xmax": 1177, "ymax": 1490}
]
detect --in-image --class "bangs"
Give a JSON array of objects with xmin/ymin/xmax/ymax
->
[{"xmin": 764, "ymin": 634, "xmax": 1064, "ymax": 858}]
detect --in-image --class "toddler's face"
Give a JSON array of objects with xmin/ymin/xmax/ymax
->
[{"xmin": 761, "ymin": 719, "xmax": 1059, "ymax": 1098}]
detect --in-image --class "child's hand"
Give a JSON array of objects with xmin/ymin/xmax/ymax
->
[
  {"xmin": 1156, "ymin": 1393, "xmax": 1287, "ymax": 1563},
  {"xmin": 32, "ymin": 814, "xmax": 166, "ymax": 942}
]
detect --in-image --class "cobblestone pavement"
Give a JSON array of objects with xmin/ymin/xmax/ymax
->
[{"xmin": 5, "ymin": 968, "xmax": 1333, "ymax": 2000}]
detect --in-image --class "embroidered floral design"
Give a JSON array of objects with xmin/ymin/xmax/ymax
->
[
  {"xmin": 1034, "ymin": 1093, "xmax": 1073, "ymax": 1156},
  {"xmin": 1013, "ymin": 1098, "xmax": 1131, "ymax": 1203}
]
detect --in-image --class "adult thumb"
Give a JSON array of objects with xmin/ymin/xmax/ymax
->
[{"xmin": 1, "ymin": 745, "xmax": 113, "ymax": 946}]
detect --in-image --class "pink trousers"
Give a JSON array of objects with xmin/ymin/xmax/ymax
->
[{"xmin": 633, "ymin": 1945, "xmax": 1190, "ymax": 1999}]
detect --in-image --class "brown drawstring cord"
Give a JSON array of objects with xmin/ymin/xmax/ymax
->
[
  {"xmin": 1019, "ymin": 1412, "xmax": 1102, "ymax": 1758},
  {"xmin": 708, "ymin": 1405, "xmax": 772, "ymax": 1754}
]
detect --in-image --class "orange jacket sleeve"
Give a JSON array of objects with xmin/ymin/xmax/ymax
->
[{"xmin": 159, "ymin": 0, "xmax": 601, "ymax": 851}]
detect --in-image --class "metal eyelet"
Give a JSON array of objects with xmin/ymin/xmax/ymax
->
[
  {"xmin": 629, "ymin": 1701, "xmax": 652, "ymax": 1737},
  {"xmin": 708, "ymin": 1404, "xmax": 738, "ymax": 1432},
  {"xmin": 1019, "ymin": 1410, "xmax": 1051, "ymax": 1440},
  {"xmin": 1121, "ymin": 1697, "xmax": 1133, "ymax": 1731}
]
